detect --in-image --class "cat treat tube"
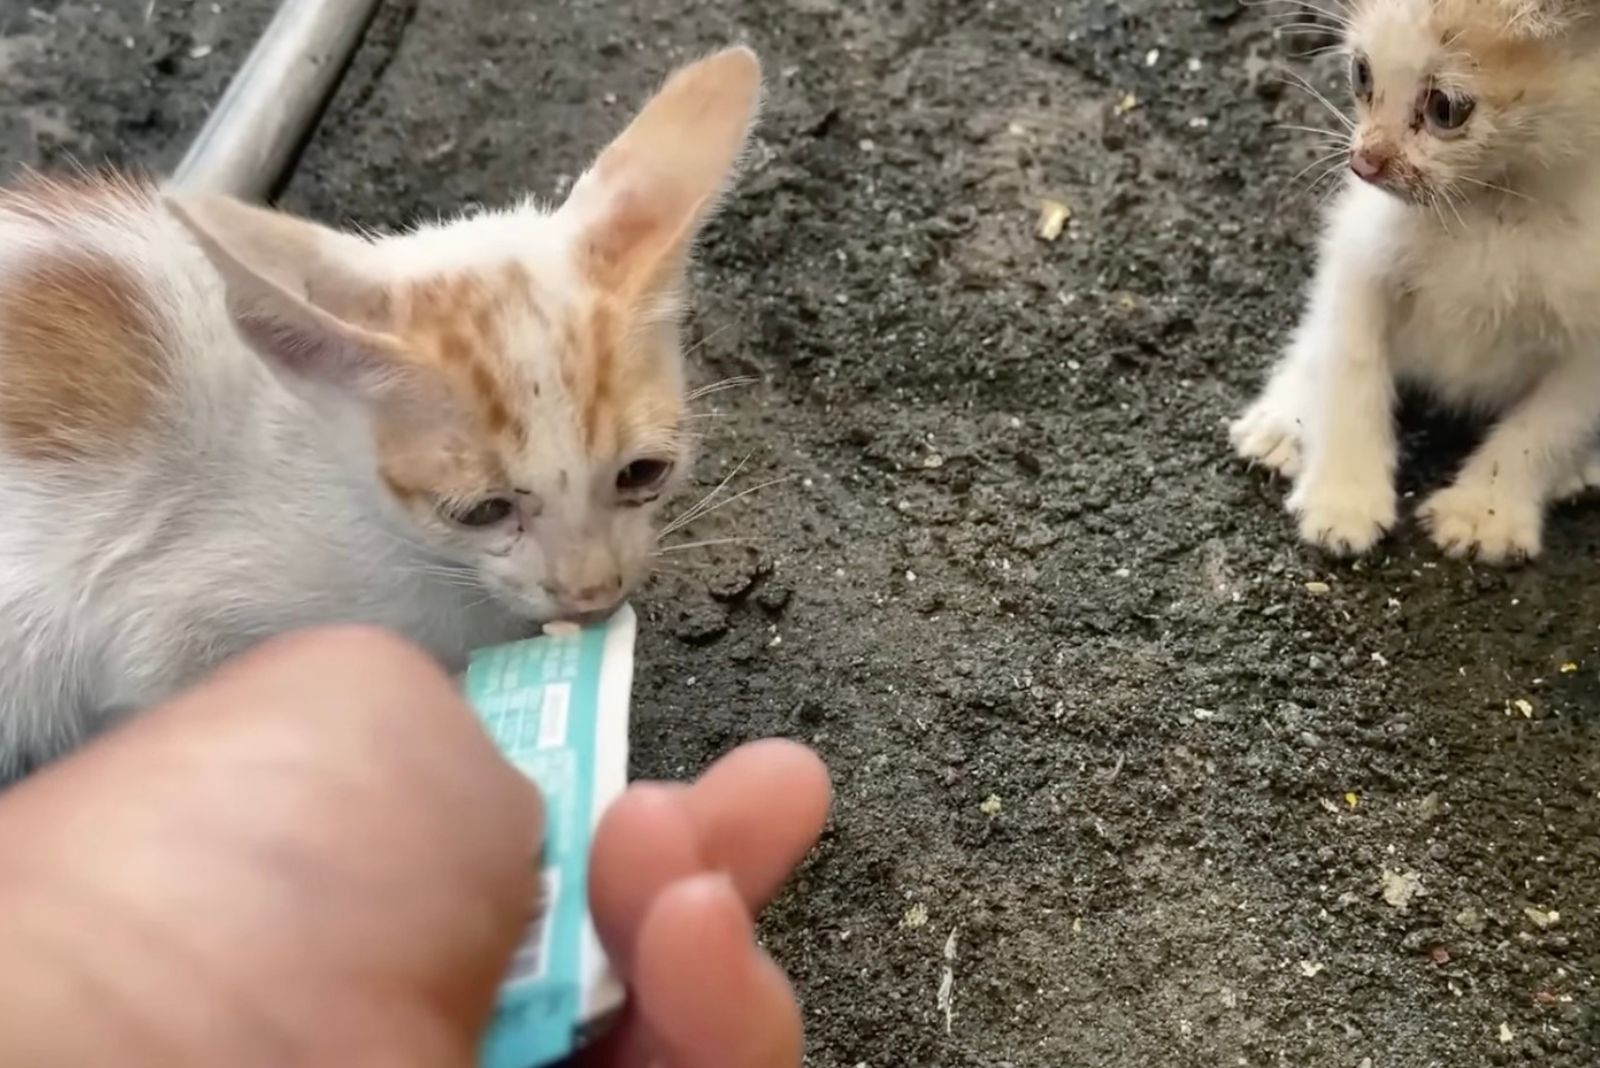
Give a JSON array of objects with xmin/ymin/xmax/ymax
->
[{"xmin": 171, "ymin": 0, "xmax": 382, "ymax": 200}]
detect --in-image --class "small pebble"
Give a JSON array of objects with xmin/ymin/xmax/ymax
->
[{"xmin": 1381, "ymin": 869, "xmax": 1423, "ymax": 912}]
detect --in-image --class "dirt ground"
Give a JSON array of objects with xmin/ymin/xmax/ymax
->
[{"xmin": 3, "ymin": 1, "xmax": 1598, "ymax": 1065}]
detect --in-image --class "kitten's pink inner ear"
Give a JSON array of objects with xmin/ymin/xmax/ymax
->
[
  {"xmin": 164, "ymin": 194, "xmax": 410, "ymax": 400},
  {"xmin": 563, "ymin": 46, "xmax": 762, "ymax": 292}
]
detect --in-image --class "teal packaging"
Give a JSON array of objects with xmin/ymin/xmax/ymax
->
[{"xmin": 462, "ymin": 605, "xmax": 635, "ymax": 1068}]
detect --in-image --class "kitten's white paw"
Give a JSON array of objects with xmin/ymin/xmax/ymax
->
[
  {"xmin": 1287, "ymin": 477, "xmax": 1396, "ymax": 556},
  {"xmin": 1418, "ymin": 481, "xmax": 1542, "ymax": 564},
  {"xmin": 1229, "ymin": 398, "xmax": 1303, "ymax": 478}
]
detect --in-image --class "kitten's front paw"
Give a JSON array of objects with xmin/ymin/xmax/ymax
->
[
  {"xmin": 1229, "ymin": 398, "xmax": 1303, "ymax": 478},
  {"xmin": 1287, "ymin": 478, "xmax": 1396, "ymax": 556},
  {"xmin": 1418, "ymin": 481, "xmax": 1542, "ymax": 563}
]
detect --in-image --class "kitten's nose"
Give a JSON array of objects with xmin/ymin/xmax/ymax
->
[
  {"xmin": 549, "ymin": 580, "xmax": 624, "ymax": 621},
  {"xmin": 1350, "ymin": 147, "xmax": 1390, "ymax": 182}
]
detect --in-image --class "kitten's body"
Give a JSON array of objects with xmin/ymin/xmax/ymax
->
[
  {"xmin": 1233, "ymin": 0, "xmax": 1600, "ymax": 559},
  {"xmin": 1322, "ymin": 168, "xmax": 1600, "ymax": 409},
  {"xmin": 0, "ymin": 48, "xmax": 760, "ymax": 774}
]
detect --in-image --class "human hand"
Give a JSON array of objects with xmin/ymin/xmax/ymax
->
[
  {"xmin": 0, "ymin": 627, "xmax": 541, "ymax": 1067},
  {"xmin": 0, "ymin": 627, "xmax": 828, "ymax": 1068}
]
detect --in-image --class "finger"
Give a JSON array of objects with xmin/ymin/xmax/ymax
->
[
  {"xmin": 589, "ymin": 783, "xmax": 701, "ymax": 973},
  {"xmin": 587, "ymin": 741, "xmax": 829, "ymax": 972},
  {"xmin": 680, "ymin": 739, "xmax": 831, "ymax": 907},
  {"xmin": 634, "ymin": 874, "xmax": 804, "ymax": 1068}
]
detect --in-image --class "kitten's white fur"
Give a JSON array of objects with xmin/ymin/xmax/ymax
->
[{"xmin": 1233, "ymin": 0, "xmax": 1600, "ymax": 561}]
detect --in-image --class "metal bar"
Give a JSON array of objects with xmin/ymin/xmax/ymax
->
[{"xmin": 171, "ymin": 0, "xmax": 383, "ymax": 200}]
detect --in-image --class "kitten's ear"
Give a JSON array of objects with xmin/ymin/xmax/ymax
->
[
  {"xmin": 164, "ymin": 193, "xmax": 412, "ymax": 401},
  {"xmin": 559, "ymin": 46, "xmax": 762, "ymax": 297}
]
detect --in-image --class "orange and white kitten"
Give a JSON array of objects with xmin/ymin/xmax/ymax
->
[
  {"xmin": 0, "ymin": 47, "xmax": 760, "ymax": 773},
  {"xmin": 1231, "ymin": 0, "xmax": 1600, "ymax": 561}
]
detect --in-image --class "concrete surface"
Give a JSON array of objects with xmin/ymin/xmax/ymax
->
[{"xmin": 3, "ymin": 1, "xmax": 1597, "ymax": 1065}]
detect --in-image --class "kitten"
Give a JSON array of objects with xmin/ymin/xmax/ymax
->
[
  {"xmin": 0, "ymin": 47, "xmax": 760, "ymax": 774},
  {"xmin": 1231, "ymin": 0, "xmax": 1600, "ymax": 561}
]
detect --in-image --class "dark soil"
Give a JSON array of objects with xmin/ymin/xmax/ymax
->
[{"xmin": 4, "ymin": 1, "xmax": 1598, "ymax": 1065}]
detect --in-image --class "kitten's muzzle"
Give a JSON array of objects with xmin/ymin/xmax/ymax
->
[
  {"xmin": 546, "ymin": 579, "xmax": 626, "ymax": 622},
  {"xmin": 1350, "ymin": 146, "xmax": 1393, "ymax": 184}
]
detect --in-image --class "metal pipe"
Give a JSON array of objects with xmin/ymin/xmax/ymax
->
[{"xmin": 171, "ymin": 0, "xmax": 383, "ymax": 200}]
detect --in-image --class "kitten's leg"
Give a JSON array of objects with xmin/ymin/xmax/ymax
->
[
  {"xmin": 1419, "ymin": 358, "xmax": 1600, "ymax": 562},
  {"xmin": 1230, "ymin": 346, "xmax": 1310, "ymax": 479},
  {"xmin": 1283, "ymin": 261, "xmax": 1399, "ymax": 555}
]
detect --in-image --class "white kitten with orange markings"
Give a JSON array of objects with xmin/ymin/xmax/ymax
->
[
  {"xmin": 1232, "ymin": 0, "xmax": 1600, "ymax": 561},
  {"xmin": 0, "ymin": 46, "xmax": 760, "ymax": 773}
]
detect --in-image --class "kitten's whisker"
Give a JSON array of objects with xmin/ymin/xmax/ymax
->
[
  {"xmin": 369, "ymin": 525, "xmax": 459, "ymax": 562},
  {"xmin": 1274, "ymin": 21, "xmax": 1347, "ymax": 37},
  {"xmin": 681, "ymin": 323, "xmax": 736, "ymax": 362},
  {"xmin": 410, "ymin": 565, "xmax": 483, "ymax": 589},
  {"xmin": 1286, "ymin": 153, "xmax": 1350, "ymax": 192},
  {"xmin": 1443, "ymin": 187, "xmax": 1468, "ymax": 232},
  {"xmin": 686, "ymin": 375, "xmax": 759, "ymax": 402},
  {"xmin": 1454, "ymin": 174, "xmax": 1536, "ymax": 204},
  {"xmin": 1426, "ymin": 190, "xmax": 1447, "ymax": 234},
  {"xmin": 1260, "ymin": 9, "xmax": 1350, "ymax": 34},
  {"xmin": 1275, "ymin": 122, "xmax": 1349, "ymax": 143},
  {"xmin": 655, "ymin": 537, "xmax": 753, "ymax": 555},
  {"xmin": 669, "ymin": 454, "xmax": 753, "ymax": 530},
  {"xmin": 1254, "ymin": 0, "xmax": 1352, "ymax": 27},
  {"xmin": 662, "ymin": 476, "xmax": 791, "ymax": 530},
  {"xmin": 660, "ymin": 452, "xmax": 753, "ymax": 535},
  {"xmin": 1280, "ymin": 150, "xmax": 1349, "ymax": 208},
  {"xmin": 1276, "ymin": 69, "xmax": 1355, "ymax": 132},
  {"xmin": 1301, "ymin": 161, "xmax": 1349, "ymax": 208},
  {"xmin": 1295, "ymin": 43, "xmax": 1348, "ymax": 59}
]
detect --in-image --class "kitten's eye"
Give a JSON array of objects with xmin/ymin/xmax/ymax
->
[
  {"xmin": 615, "ymin": 458, "xmax": 673, "ymax": 500},
  {"xmin": 451, "ymin": 497, "xmax": 514, "ymax": 528},
  {"xmin": 1349, "ymin": 55, "xmax": 1373, "ymax": 100},
  {"xmin": 1424, "ymin": 89, "xmax": 1475, "ymax": 133}
]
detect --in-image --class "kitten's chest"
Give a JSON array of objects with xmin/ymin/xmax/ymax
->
[{"xmin": 1389, "ymin": 216, "xmax": 1600, "ymax": 406}]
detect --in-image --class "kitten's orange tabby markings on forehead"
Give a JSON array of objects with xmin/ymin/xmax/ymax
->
[{"xmin": 0, "ymin": 46, "xmax": 761, "ymax": 776}]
